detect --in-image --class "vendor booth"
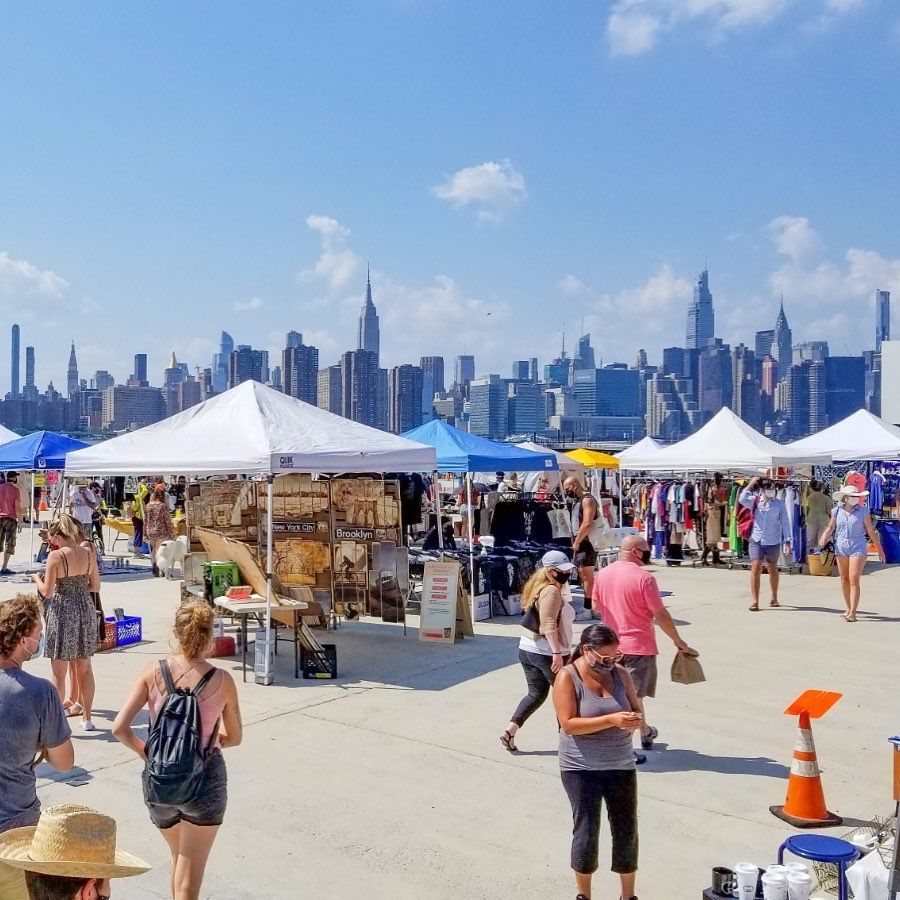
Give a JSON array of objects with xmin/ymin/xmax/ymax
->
[
  {"xmin": 619, "ymin": 409, "xmax": 831, "ymax": 568},
  {"xmin": 513, "ymin": 441, "xmax": 585, "ymax": 491},
  {"xmin": 616, "ymin": 435, "xmax": 663, "ymax": 468},
  {"xmin": 66, "ymin": 381, "xmax": 438, "ymax": 683},
  {"xmin": 0, "ymin": 424, "xmax": 17, "ymax": 444},
  {"xmin": 565, "ymin": 448, "xmax": 622, "ymax": 526},
  {"xmin": 0, "ymin": 430, "xmax": 90, "ymax": 561},
  {"xmin": 789, "ymin": 409, "xmax": 900, "ymax": 562},
  {"xmin": 401, "ymin": 420, "xmax": 558, "ymax": 618}
]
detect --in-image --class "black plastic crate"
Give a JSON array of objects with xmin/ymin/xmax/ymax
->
[{"xmin": 301, "ymin": 643, "xmax": 338, "ymax": 679}]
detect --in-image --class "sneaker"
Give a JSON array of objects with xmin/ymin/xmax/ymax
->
[
  {"xmin": 633, "ymin": 750, "xmax": 647, "ymax": 765},
  {"xmin": 640, "ymin": 725, "xmax": 658, "ymax": 751},
  {"xmin": 0, "ymin": 568, "xmax": 13, "ymax": 576},
  {"xmin": 81, "ymin": 721, "xmax": 95, "ymax": 732}
]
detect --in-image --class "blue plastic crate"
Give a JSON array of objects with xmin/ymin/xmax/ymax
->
[{"xmin": 104, "ymin": 615, "xmax": 142, "ymax": 647}]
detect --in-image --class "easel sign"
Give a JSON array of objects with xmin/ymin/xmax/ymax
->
[{"xmin": 419, "ymin": 559, "xmax": 460, "ymax": 644}]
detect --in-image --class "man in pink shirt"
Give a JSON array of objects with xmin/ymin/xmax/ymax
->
[
  {"xmin": 0, "ymin": 472, "xmax": 22, "ymax": 576},
  {"xmin": 592, "ymin": 534, "xmax": 697, "ymax": 762}
]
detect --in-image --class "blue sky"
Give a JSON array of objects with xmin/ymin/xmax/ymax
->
[{"xmin": 1, "ymin": 1, "xmax": 898, "ymax": 393}]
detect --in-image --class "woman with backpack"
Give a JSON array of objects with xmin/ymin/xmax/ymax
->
[
  {"xmin": 113, "ymin": 601, "xmax": 242, "ymax": 900},
  {"xmin": 500, "ymin": 550, "xmax": 576, "ymax": 753}
]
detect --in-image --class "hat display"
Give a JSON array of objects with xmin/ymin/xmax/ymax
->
[
  {"xmin": 540, "ymin": 549, "xmax": 575, "ymax": 572},
  {"xmin": 0, "ymin": 804, "xmax": 150, "ymax": 879}
]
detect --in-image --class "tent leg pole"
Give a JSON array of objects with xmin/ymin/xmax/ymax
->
[
  {"xmin": 261, "ymin": 475, "xmax": 274, "ymax": 686},
  {"xmin": 618, "ymin": 470, "xmax": 622, "ymax": 529},
  {"xmin": 467, "ymin": 473, "xmax": 475, "ymax": 625},
  {"xmin": 30, "ymin": 472, "xmax": 35, "ymax": 564},
  {"xmin": 434, "ymin": 473, "xmax": 444, "ymax": 553}
]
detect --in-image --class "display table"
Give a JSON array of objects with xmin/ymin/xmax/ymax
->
[{"xmin": 214, "ymin": 596, "xmax": 313, "ymax": 682}]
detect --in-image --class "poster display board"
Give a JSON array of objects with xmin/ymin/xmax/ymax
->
[{"xmin": 419, "ymin": 559, "xmax": 461, "ymax": 644}]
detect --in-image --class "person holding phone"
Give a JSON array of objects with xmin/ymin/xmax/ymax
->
[{"xmin": 553, "ymin": 624, "xmax": 643, "ymax": 900}]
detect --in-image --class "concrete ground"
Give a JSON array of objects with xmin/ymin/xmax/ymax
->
[{"xmin": 1, "ymin": 531, "xmax": 898, "ymax": 899}]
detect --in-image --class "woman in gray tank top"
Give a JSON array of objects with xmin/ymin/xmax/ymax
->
[{"xmin": 553, "ymin": 624, "xmax": 642, "ymax": 900}]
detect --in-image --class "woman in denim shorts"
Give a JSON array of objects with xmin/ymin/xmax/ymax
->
[{"xmin": 113, "ymin": 602, "xmax": 243, "ymax": 900}]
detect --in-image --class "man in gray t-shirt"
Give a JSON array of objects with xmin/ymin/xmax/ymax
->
[{"xmin": 0, "ymin": 667, "xmax": 72, "ymax": 832}]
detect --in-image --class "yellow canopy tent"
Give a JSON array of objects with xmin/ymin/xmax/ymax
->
[{"xmin": 565, "ymin": 448, "xmax": 620, "ymax": 470}]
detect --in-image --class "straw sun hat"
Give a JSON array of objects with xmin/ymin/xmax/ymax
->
[
  {"xmin": 832, "ymin": 484, "xmax": 869, "ymax": 501},
  {"xmin": 0, "ymin": 804, "xmax": 150, "ymax": 878}
]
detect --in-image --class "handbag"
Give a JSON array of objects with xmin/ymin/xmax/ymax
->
[
  {"xmin": 548, "ymin": 506, "xmax": 572, "ymax": 539},
  {"xmin": 521, "ymin": 601, "xmax": 541, "ymax": 633},
  {"xmin": 736, "ymin": 497, "xmax": 757, "ymax": 541}
]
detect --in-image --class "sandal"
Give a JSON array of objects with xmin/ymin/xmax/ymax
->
[
  {"xmin": 500, "ymin": 730, "xmax": 518, "ymax": 753},
  {"xmin": 641, "ymin": 725, "xmax": 658, "ymax": 751},
  {"xmin": 748, "ymin": 604, "xmax": 760, "ymax": 612},
  {"xmin": 846, "ymin": 615, "xmax": 857, "ymax": 622},
  {"xmin": 770, "ymin": 600, "xmax": 780, "ymax": 608},
  {"xmin": 65, "ymin": 702, "xmax": 83, "ymax": 718}
]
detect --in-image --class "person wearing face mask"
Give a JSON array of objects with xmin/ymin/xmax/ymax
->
[
  {"xmin": 0, "ymin": 594, "xmax": 75, "ymax": 900},
  {"xmin": 816, "ymin": 484, "xmax": 884, "ymax": 622},
  {"xmin": 739, "ymin": 477, "xmax": 792, "ymax": 612},
  {"xmin": 500, "ymin": 550, "xmax": 576, "ymax": 753},
  {"xmin": 592, "ymin": 535, "xmax": 696, "ymax": 765},
  {"xmin": 563, "ymin": 477, "xmax": 600, "ymax": 612},
  {"xmin": 553, "ymin": 624, "xmax": 644, "ymax": 900}
]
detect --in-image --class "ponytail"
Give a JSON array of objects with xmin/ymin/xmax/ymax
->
[
  {"xmin": 48, "ymin": 513, "xmax": 84, "ymax": 543},
  {"xmin": 570, "ymin": 623, "xmax": 619, "ymax": 662}
]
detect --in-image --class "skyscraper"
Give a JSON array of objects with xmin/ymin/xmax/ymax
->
[
  {"xmin": 420, "ymin": 356, "xmax": 445, "ymax": 395},
  {"xmin": 131, "ymin": 354, "xmax": 149, "ymax": 387},
  {"xmin": 340, "ymin": 349, "xmax": 379, "ymax": 427},
  {"xmin": 389, "ymin": 364, "xmax": 424, "ymax": 433},
  {"xmin": 662, "ymin": 347, "xmax": 686, "ymax": 377},
  {"xmin": 511, "ymin": 361, "xmax": 531, "ymax": 382},
  {"xmin": 212, "ymin": 331, "xmax": 234, "ymax": 393},
  {"xmin": 10, "ymin": 325, "xmax": 20, "ymax": 396},
  {"xmin": 357, "ymin": 268, "xmax": 380, "ymax": 358},
  {"xmin": 595, "ymin": 365, "xmax": 640, "ymax": 418},
  {"xmin": 755, "ymin": 330, "xmax": 775, "ymax": 359},
  {"xmin": 67, "ymin": 343, "xmax": 79, "ymax": 398},
  {"xmin": 317, "ymin": 366, "xmax": 343, "ymax": 415},
  {"xmin": 283, "ymin": 340, "xmax": 319, "ymax": 405},
  {"xmin": 731, "ymin": 344, "xmax": 761, "ymax": 431},
  {"xmin": 773, "ymin": 298, "xmax": 792, "ymax": 375},
  {"xmin": 469, "ymin": 375, "xmax": 507, "ymax": 439},
  {"xmin": 824, "ymin": 356, "xmax": 865, "ymax": 424},
  {"xmin": 286, "ymin": 330, "xmax": 303, "ymax": 350},
  {"xmin": 228, "ymin": 346, "xmax": 269, "ymax": 388},
  {"xmin": 24, "ymin": 346, "xmax": 36, "ymax": 397},
  {"xmin": 685, "ymin": 269, "xmax": 715, "ymax": 350},
  {"xmin": 698, "ymin": 339, "xmax": 732, "ymax": 421},
  {"xmin": 573, "ymin": 334, "xmax": 596, "ymax": 371},
  {"xmin": 454, "ymin": 354, "xmax": 475, "ymax": 398},
  {"xmin": 876, "ymin": 290, "xmax": 891, "ymax": 352}
]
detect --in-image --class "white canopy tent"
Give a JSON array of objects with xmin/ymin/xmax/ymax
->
[
  {"xmin": 619, "ymin": 408, "xmax": 831, "ymax": 472},
  {"xmin": 616, "ymin": 435, "xmax": 663, "ymax": 468},
  {"xmin": 0, "ymin": 424, "xmax": 18, "ymax": 445},
  {"xmin": 787, "ymin": 409, "xmax": 900, "ymax": 462},
  {"xmin": 66, "ymin": 381, "xmax": 438, "ymax": 683},
  {"xmin": 513, "ymin": 441, "xmax": 585, "ymax": 490}
]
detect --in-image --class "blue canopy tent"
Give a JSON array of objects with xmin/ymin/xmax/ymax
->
[
  {"xmin": 0, "ymin": 431, "xmax": 90, "ymax": 562},
  {"xmin": 402, "ymin": 420, "xmax": 558, "ymax": 618}
]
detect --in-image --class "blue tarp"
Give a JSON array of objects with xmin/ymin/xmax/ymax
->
[
  {"xmin": 0, "ymin": 431, "xmax": 90, "ymax": 471},
  {"xmin": 401, "ymin": 420, "xmax": 557, "ymax": 473}
]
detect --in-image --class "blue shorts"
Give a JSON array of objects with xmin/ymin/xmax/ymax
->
[
  {"xmin": 835, "ymin": 540, "xmax": 868, "ymax": 558},
  {"xmin": 748, "ymin": 541, "xmax": 780, "ymax": 564}
]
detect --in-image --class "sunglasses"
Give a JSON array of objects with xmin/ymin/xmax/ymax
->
[{"xmin": 589, "ymin": 651, "xmax": 624, "ymax": 665}]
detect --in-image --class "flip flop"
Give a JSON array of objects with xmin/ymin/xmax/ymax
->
[{"xmin": 500, "ymin": 730, "xmax": 518, "ymax": 753}]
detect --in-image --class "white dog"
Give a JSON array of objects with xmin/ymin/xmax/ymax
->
[{"xmin": 156, "ymin": 535, "xmax": 188, "ymax": 579}]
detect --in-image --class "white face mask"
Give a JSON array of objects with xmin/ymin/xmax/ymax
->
[
  {"xmin": 764, "ymin": 489, "xmax": 776, "ymax": 499},
  {"xmin": 844, "ymin": 496, "xmax": 859, "ymax": 507}
]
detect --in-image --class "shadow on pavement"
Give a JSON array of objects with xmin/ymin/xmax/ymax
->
[
  {"xmin": 783, "ymin": 605, "xmax": 900, "ymax": 622},
  {"xmin": 644, "ymin": 743, "xmax": 790, "ymax": 778}
]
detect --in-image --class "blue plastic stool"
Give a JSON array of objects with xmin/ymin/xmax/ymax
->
[{"xmin": 778, "ymin": 834, "xmax": 859, "ymax": 900}]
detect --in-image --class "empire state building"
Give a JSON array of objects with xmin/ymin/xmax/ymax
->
[{"xmin": 357, "ymin": 268, "xmax": 380, "ymax": 358}]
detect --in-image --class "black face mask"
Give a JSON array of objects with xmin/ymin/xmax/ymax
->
[
  {"xmin": 640, "ymin": 549, "xmax": 651, "ymax": 565},
  {"xmin": 552, "ymin": 570, "xmax": 570, "ymax": 584}
]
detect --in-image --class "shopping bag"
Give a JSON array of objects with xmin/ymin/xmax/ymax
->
[
  {"xmin": 670, "ymin": 650, "xmax": 705, "ymax": 685},
  {"xmin": 548, "ymin": 507, "xmax": 572, "ymax": 539}
]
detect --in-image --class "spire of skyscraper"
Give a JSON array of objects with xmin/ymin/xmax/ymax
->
[
  {"xmin": 357, "ymin": 268, "xmax": 380, "ymax": 357},
  {"xmin": 10, "ymin": 324, "xmax": 20, "ymax": 396},
  {"xmin": 773, "ymin": 295, "xmax": 793, "ymax": 374},
  {"xmin": 67, "ymin": 342, "xmax": 79, "ymax": 398}
]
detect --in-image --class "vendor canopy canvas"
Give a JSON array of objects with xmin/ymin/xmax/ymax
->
[
  {"xmin": 787, "ymin": 409, "xmax": 900, "ymax": 462},
  {"xmin": 65, "ymin": 380, "xmax": 437, "ymax": 477},
  {"xmin": 619, "ymin": 407, "xmax": 831, "ymax": 472},
  {"xmin": 516, "ymin": 442, "xmax": 585, "ymax": 476},
  {"xmin": 616, "ymin": 435, "xmax": 662, "ymax": 468},
  {"xmin": 0, "ymin": 431, "xmax": 89, "ymax": 471},
  {"xmin": 0, "ymin": 423, "xmax": 18, "ymax": 445},
  {"xmin": 401, "ymin": 420, "xmax": 557, "ymax": 473}
]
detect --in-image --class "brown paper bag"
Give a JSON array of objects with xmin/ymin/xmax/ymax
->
[{"xmin": 670, "ymin": 650, "xmax": 705, "ymax": 685}]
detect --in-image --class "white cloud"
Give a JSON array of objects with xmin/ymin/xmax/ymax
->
[
  {"xmin": 0, "ymin": 251, "xmax": 69, "ymax": 299},
  {"xmin": 767, "ymin": 215, "xmax": 822, "ymax": 263},
  {"xmin": 432, "ymin": 160, "xmax": 527, "ymax": 223},
  {"xmin": 233, "ymin": 296, "xmax": 264, "ymax": 312},
  {"xmin": 298, "ymin": 215, "xmax": 361, "ymax": 290},
  {"xmin": 559, "ymin": 274, "xmax": 588, "ymax": 295},
  {"xmin": 606, "ymin": 0, "xmax": 864, "ymax": 56}
]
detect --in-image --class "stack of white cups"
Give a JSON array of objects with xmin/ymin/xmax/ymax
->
[
  {"xmin": 733, "ymin": 861, "xmax": 813, "ymax": 900},
  {"xmin": 735, "ymin": 862, "xmax": 758, "ymax": 897}
]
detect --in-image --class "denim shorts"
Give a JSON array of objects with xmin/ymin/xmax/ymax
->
[
  {"xmin": 748, "ymin": 541, "xmax": 780, "ymax": 564},
  {"xmin": 145, "ymin": 750, "xmax": 227, "ymax": 829}
]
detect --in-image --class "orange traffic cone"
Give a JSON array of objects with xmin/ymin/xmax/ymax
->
[{"xmin": 770, "ymin": 710, "xmax": 842, "ymax": 827}]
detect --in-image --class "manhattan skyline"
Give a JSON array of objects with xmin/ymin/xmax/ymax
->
[{"xmin": 1, "ymin": 3, "xmax": 898, "ymax": 392}]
